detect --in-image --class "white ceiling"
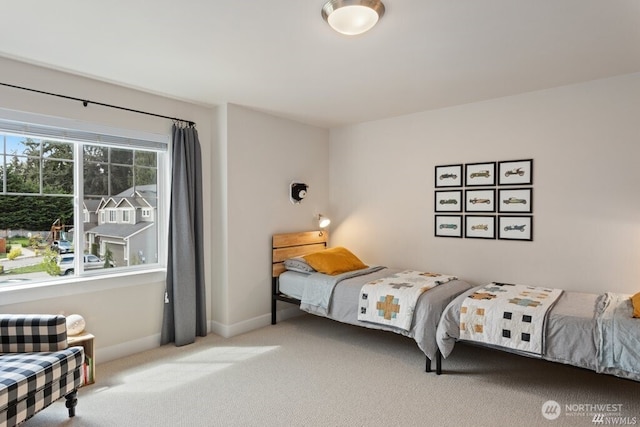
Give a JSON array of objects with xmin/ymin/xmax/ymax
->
[{"xmin": 1, "ymin": 1, "xmax": 639, "ymax": 128}]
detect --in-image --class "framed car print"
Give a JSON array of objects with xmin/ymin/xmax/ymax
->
[
  {"xmin": 498, "ymin": 188, "xmax": 533, "ymax": 213},
  {"xmin": 465, "ymin": 215, "xmax": 496, "ymax": 239},
  {"xmin": 465, "ymin": 189, "xmax": 496, "ymax": 213},
  {"xmin": 498, "ymin": 159, "xmax": 533, "ymax": 185},
  {"xmin": 465, "ymin": 162, "xmax": 496, "ymax": 187},
  {"xmin": 435, "ymin": 215, "xmax": 462, "ymax": 238},
  {"xmin": 435, "ymin": 190, "xmax": 462, "ymax": 212},
  {"xmin": 498, "ymin": 215, "xmax": 533, "ymax": 241},
  {"xmin": 435, "ymin": 164, "xmax": 463, "ymax": 188}
]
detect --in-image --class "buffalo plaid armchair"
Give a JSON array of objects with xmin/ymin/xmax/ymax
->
[{"xmin": 0, "ymin": 315, "xmax": 84, "ymax": 427}]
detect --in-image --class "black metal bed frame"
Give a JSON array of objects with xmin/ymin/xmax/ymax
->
[{"xmin": 271, "ymin": 271, "xmax": 442, "ymax": 374}]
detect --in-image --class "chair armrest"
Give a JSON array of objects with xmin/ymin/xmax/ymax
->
[{"xmin": 0, "ymin": 314, "xmax": 68, "ymax": 353}]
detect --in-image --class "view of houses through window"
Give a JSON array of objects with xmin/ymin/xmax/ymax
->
[{"xmin": 0, "ymin": 129, "xmax": 163, "ymax": 286}]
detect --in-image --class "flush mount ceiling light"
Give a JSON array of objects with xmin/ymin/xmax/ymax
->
[{"xmin": 321, "ymin": 0, "xmax": 385, "ymax": 36}]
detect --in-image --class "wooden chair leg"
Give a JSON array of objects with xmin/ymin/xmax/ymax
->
[{"xmin": 65, "ymin": 390, "xmax": 78, "ymax": 417}]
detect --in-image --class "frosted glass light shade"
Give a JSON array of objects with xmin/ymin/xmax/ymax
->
[
  {"xmin": 322, "ymin": 0, "xmax": 385, "ymax": 36},
  {"xmin": 328, "ymin": 6, "xmax": 378, "ymax": 35},
  {"xmin": 319, "ymin": 215, "xmax": 331, "ymax": 228}
]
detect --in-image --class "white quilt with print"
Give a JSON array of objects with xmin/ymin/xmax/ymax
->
[
  {"xmin": 459, "ymin": 283, "xmax": 563, "ymax": 355},
  {"xmin": 357, "ymin": 270, "xmax": 457, "ymax": 331}
]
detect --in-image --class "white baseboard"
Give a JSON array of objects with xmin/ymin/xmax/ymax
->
[
  {"xmin": 210, "ymin": 306, "xmax": 304, "ymax": 338},
  {"xmin": 97, "ymin": 308, "xmax": 303, "ymax": 363},
  {"xmin": 99, "ymin": 333, "xmax": 162, "ymax": 363}
]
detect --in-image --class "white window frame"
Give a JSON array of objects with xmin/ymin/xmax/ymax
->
[{"xmin": 0, "ymin": 107, "xmax": 170, "ymax": 290}]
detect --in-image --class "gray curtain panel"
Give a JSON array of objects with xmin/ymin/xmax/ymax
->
[{"xmin": 161, "ymin": 124, "xmax": 207, "ymax": 346}]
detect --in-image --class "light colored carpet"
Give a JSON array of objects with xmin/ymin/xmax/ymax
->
[{"xmin": 24, "ymin": 314, "xmax": 639, "ymax": 427}]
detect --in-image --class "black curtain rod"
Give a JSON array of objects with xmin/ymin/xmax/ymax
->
[{"xmin": 0, "ymin": 82, "xmax": 195, "ymax": 127}]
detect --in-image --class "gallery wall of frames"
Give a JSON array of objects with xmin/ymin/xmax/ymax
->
[{"xmin": 434, "ymin": 159, "xmax": 533, "ymax": 241}]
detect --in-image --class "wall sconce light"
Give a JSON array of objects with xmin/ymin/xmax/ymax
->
[
  {"xmin": 290, "ymin": 182, "xmax": 308, "ymax": 204},
  {"xmin": 318, "ymin": 214, "xmax": 331, "ymax": 229},
  {"xmin": 317, "ymin": 214, "xmax": 331, "ymax": 235}
]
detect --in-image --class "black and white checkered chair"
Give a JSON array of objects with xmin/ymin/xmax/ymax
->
[{"xmin": 0, "ymin": 315, "xmax": 84, "ymax": 427}]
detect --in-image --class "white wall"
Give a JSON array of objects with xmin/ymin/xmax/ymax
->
[
  {"xmin": 0, "ymin": 57, "xmax": 216, "ymax": 361},
  {"xmin": 329, "ymin": 73, "xmax": 640, "ymax": 295},
  {"xmin": 4, "ymin": 56, "xmax": 635, "ymax": 361},
  {"xmin": 212, "ymin": 104, "xmax": 329, "ymax": 335},
  {"xmin": 0, "ymin": 58, "xmax": 331, "ymax": 358}
]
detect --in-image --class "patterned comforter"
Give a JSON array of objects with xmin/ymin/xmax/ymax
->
[
  {"xmin": 459, "ymin": 282, "xmax": 563, "ymax": 355},
  {"xmin": 357, "ymin": 270, "xmax": 458, "ymax": 331}
]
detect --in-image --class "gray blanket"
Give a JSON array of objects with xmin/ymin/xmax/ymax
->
[
  {"xmin": 436, "ymin": 286, "xmax": 640, "ymax": 382},
  {"xmin": 299, "ymin": 267, "xmax": 472, "ymax": 360},
  {"xmin": 300, "ymin": 266, "xmax": 385, "ymax": 316},
  {"xmin": 597, "ymin": 292, "xmax": 640, "ymax": 378}
]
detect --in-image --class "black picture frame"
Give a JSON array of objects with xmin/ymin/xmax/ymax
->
[
  {"xmin": 435, "ymin": 215, "xmax": 462, "ymax": 238},
  {"xmin": 435, "ymin": 190, "xmax": 462, "ymax": 212},
  {"xmin": 498, "ymin": 188, "xmax": 533, "ymax": 213},
  {"xmin": 465, "ymin": 215, "xmax": 496, "ymax": 239},
  {"xmin": 435, "ymin": 164, "xmax": 463, "ymax": 188},
  {"xmin": 498, "ymin": 159, "xmax": 533, "ymax": 186},
  {"xmin": 465, "ymin": 188, "xmax": 496, "ymax": 213},
  {"xmin": 498, "ymin": 215, "xmax": 533, "ymax": 241},
  {"xmin": 465, "ymin": 162, "xmax": 496, "ymax": 187}
]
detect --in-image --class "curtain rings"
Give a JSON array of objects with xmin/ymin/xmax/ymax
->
[{"xmin": 173, "ymin": 119, "xmax": 195, "ymax": 129}]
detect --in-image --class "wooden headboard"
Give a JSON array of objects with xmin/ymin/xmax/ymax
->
[{"xmin": 272, "ymin": 231, "xmax": 327, "ymax": 277}]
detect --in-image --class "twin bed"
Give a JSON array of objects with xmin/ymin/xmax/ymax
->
[
  {"xmin": 271, "ymin": 231, "xmax": 640, "ymax": 381},
  {"xmin": 271, "ymin": 231, "xmax": 471, "ymax": 373},
  {"xmin": 437, "ymin": 285, "xmax": 640, "ymax": 382}
]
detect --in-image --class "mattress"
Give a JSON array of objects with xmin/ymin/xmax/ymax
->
[{"xmin": 278, "ymin": 271, "xmax": 309, "ymax": 300}]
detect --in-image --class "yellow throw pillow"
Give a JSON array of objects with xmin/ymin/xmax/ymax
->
[
  {"xmin": 303, "ymin": 246, "xmax": 367, "ymax": 276},
  {"xmin": 631, "ymin": 292, "xmax": 640, "ymax": 319}
]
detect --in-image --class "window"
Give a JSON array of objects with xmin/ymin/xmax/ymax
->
[{"xmin": 0, "ymin": 112, "xmax": 168, "ymax": 286}]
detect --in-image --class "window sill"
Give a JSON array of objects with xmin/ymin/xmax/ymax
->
[{"xmin": 0, "ymin": 268, "xmax": 167, "ymax": 306}]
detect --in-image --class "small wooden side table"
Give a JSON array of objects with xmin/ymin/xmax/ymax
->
[{"xmin": 68, "ymin": 332, "xmax": 95, "ymax": 385}]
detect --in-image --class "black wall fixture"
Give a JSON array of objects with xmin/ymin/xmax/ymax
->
[{"xmin": 290, "ymin": 182, "xmax": 308, "ymax": 204}]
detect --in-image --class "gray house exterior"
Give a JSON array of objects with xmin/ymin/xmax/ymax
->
[{"xmin": 83, "ymin": 185, "xmax": 157, "ymax": 267}]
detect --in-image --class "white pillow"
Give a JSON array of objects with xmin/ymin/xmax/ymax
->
[{"xmin": 283, "ymin": 257, "xmax": 316, "ymax": 274}]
